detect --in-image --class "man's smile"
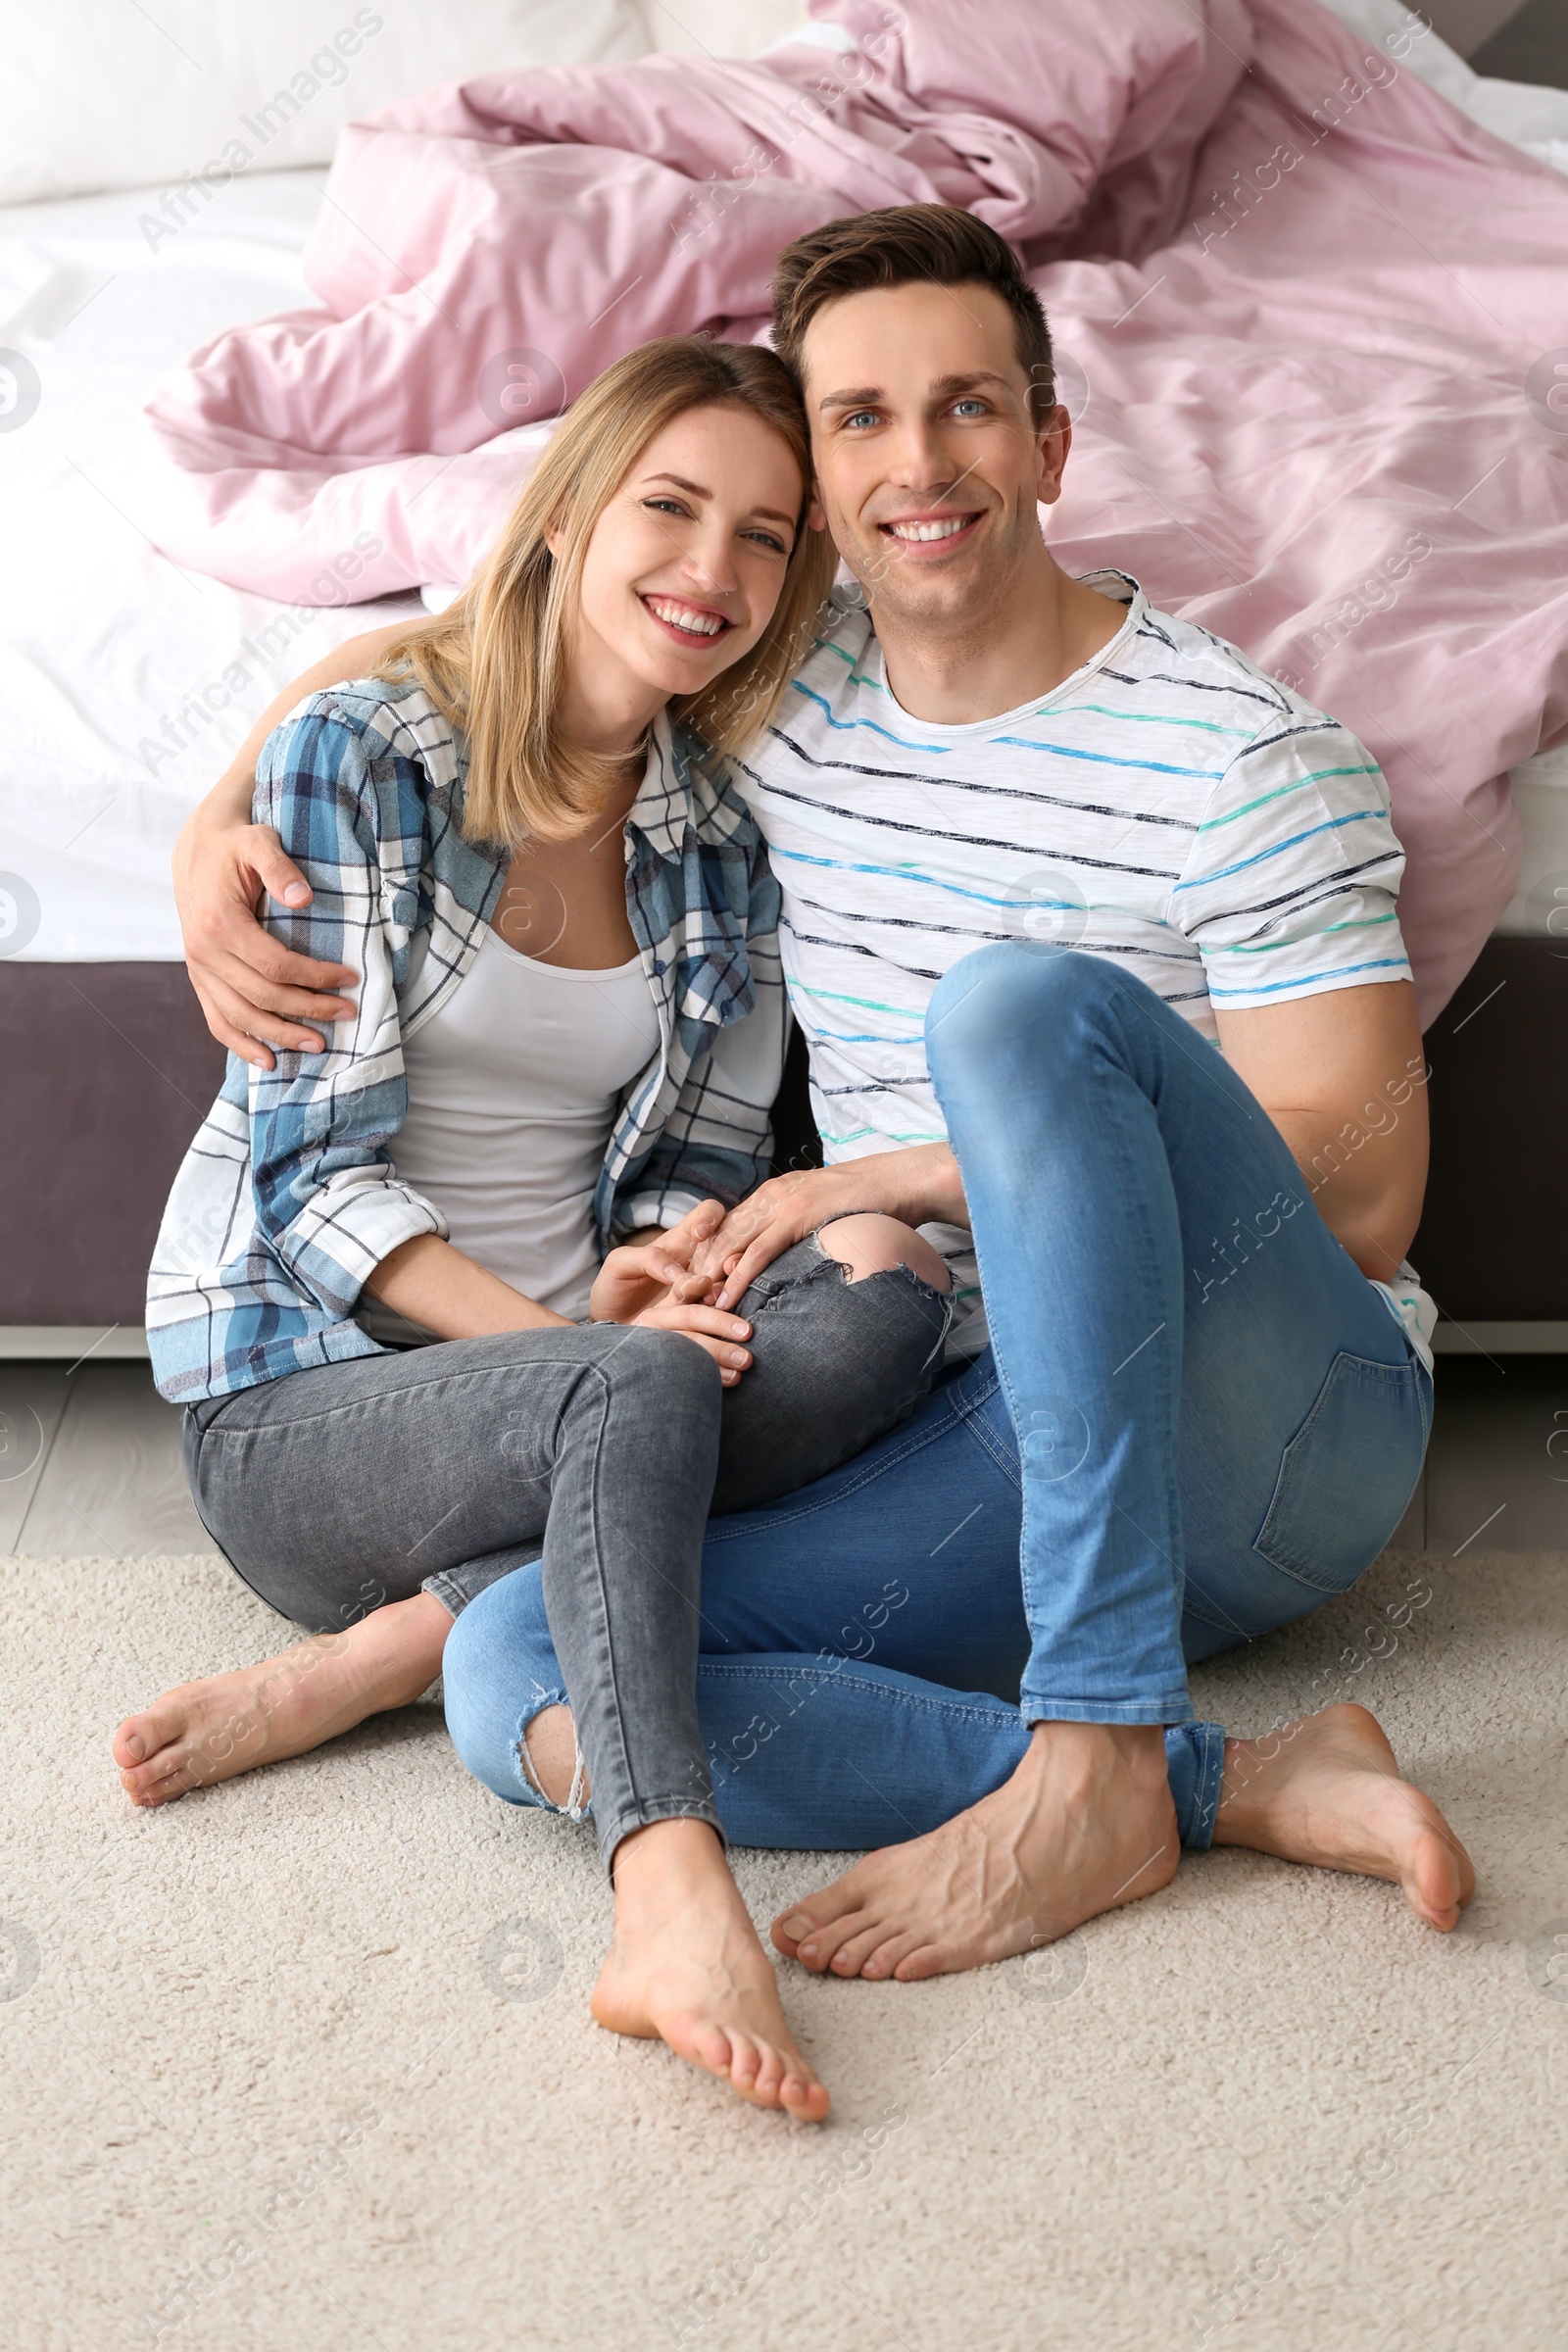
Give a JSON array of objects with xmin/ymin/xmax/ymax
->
[{"xmin": 875, "ymin": 508, "xmax": 985, "ymax": 554}]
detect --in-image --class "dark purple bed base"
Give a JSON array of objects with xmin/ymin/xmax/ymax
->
[
  {"xmin": 1, "ymin": 962, "xmax": 226, "ymax": 1326},
  {"xmin": 1, "ymin": 941, "xmax": 1561, "ymax": 1329}
]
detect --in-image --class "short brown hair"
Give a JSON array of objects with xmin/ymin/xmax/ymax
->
[{"xmin": 770, "ymin": 203, "xmax": 1054, "ymax": 418}]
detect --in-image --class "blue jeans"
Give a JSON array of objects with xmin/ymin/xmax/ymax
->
[{"xmin": 444, "ymin": 952, "xmax": 1431, "ymax": 1852}]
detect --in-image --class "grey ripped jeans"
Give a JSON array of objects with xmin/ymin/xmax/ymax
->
[{"xmin": 182, "ymin": 1239, "xmax": 951, "ymax": 1867}]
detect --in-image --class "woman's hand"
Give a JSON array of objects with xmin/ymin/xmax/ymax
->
[
  {"xmin": 691, "ymin": 1146, "xmax": 967, "ymax": 1309},
  {"xmin": 588, "ymin": 1200, "xmax": 726, "ymax": 1322},
  {"xmin": 589, "ymin": 1200, "xmax": 756, "ymax": 1386}
]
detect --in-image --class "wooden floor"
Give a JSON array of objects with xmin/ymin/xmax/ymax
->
[{"xmin": 1, "ymin": 1353, "xmax": 1564, "ymax": 1558}]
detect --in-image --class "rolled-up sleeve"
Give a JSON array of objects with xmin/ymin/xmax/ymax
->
[{"xmin": 248, "ymin": 706, "xmax": 449, "ymax": 1315}]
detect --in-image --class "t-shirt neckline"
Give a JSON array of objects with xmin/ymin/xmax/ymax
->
[
  {"xmin": 481, "ymin": 926, "xmax": 645, "ymax": 980},
  {"xmin": 863, "ymin": 568, "xmax": 1144, "ymax": 739}
]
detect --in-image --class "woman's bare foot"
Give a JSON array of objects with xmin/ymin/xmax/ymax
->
[
  {"xmin": 112, "ymin": 1592, "xmax": 452, "ymax": 1806},
  {"xmin": 1213, "ymin": 1701, "xmax": 1476, "ymax": 1931},
  {"xmin": 591, "ymin": 1818, "xmax": 831, "ymax": 2122},
  {"xmin": 772, "ymin": 1721, "xmax": 1178, "ymax": 1984}
]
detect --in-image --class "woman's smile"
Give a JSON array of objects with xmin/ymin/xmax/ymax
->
[{"xmin": 639, "ymin": 591, "xmax": 734, "ymax": 643}]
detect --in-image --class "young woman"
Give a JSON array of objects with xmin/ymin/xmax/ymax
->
[{"xmin": 122, "ymin": 338, "xmax": 956, "ymax": 2123}]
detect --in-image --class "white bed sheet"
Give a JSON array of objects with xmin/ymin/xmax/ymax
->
[
  {"xmin": 0, "ymin": 172, "xmax": 424, "ymax": 960},
  {"xmin": 1494, "ymin": 747, "xmax": 1568, "ymax": 938},
  {"xmin": 2, "ymin": 22, "xmax": 1567, "ymax": 961}
]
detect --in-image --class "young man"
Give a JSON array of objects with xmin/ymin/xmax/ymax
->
[{"xmin": 139, "ymin": 206, "xmax": 1471, "ymax": 1990}]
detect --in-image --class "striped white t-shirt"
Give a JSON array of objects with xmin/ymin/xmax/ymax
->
[{"xmin": 736, "ymin": 570, "xmax": 1434, "ymax": 1364}]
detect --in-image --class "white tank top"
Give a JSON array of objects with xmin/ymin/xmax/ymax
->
[{"xmin": 357, "ymin": 925, "xmax": 661, "ymax": 1343}]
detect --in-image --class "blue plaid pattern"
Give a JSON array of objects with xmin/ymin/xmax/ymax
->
[{"xmin": 147, "ymin": 681, "xmax": 786, "ymax": 1401}]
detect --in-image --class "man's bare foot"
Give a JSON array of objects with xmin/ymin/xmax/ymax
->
[
  {"xmin": 771, "ymin": 1721, "xmax": 1178, "ymax": 1984},
  {"xmin": 1213, "ymin": 1701, "xmax": 1475, "ymax": 1931},
  {"xmin": 112, "ymin": 1592, "xmax": 452, "ymax": 1806},
  {"xmin": 591, "ymin": 1818, "xmax": 830, "ymax": 2122}
]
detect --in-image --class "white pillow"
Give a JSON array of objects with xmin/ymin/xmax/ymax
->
[
  {"xmin": 641, "ymin": 0, "xmax": 809, "ymax": 59},
  {"xmin": 0, "ymin": 0, "xmax": 653, "ymax": 206}
]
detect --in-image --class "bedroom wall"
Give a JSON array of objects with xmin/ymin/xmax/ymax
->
[{"xmin": 1419, "ymin": 0, "xmax": 1530, "ymax": 57}]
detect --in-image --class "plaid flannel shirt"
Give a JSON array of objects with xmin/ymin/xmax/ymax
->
[{"xmin": 147, "ymin": 681, "xmax": 785, "ymax": 1402}]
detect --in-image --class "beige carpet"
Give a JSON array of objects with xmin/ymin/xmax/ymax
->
[{"xmin": 3, "ymin": 1545, "xmax": 1565, "ymax": 2352}]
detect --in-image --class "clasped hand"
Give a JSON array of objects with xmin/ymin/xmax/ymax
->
[
  {"xmin": 588, "ymin": 1146, "xmax": 967, "ymax": 1381},
  {"xmin": 688, "ymin": 1146, "xmax": 967, "ymax": 1310},
  {"xmin": 587, "ymin": 1200, "xmax": 755, "ymax": 1386}
]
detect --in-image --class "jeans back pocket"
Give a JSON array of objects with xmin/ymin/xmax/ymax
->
[{"xmin": 1253, "ymin": 1350, "xmax": 1431, "ymax": 1595}]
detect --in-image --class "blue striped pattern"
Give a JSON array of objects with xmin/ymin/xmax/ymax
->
[{"xmin": 733, "ymin": 570, "xmax": 1413, "ymax": 1357}]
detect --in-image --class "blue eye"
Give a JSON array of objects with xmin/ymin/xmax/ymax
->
[
  {"xmin": 952, "ymin": 399, "xmax": 988, "ymax": 418},
  {"xmin": 844, "ymin": 411, "xmax": 879, "ymax": 430}
]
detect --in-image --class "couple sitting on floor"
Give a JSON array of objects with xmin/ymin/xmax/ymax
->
[{"xmin": 122, "ymin": 204, "xmax": 1473, "ymax": 2124}]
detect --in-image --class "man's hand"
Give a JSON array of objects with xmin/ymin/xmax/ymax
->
[
  {"xmin": 589, "ymin": 1201, "xmax": 757, "ymax": 1386},
  {"xmin": 174, "ymin": 620, "xmax": 406, "ymax": 1067},
  {"xmin": 691, "ymin": 1145, "xmax": 966, "ymax": 1310},
  {"xmin": 175, "ymin": 809, "xmax": 358, "ymax": 1067}
]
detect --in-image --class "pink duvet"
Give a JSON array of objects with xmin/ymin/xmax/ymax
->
[{"xmin": 145, "ymin": 0, "xmax": 1568, "ymax": 1018}]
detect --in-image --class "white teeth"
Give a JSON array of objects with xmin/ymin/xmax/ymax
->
[
  {"xmin": 646, "ymin": 596, "xmax": 725, "ymax": 636},
  {"xmin": 886, "ymin": 516, "xmax": 971, "ymax": 542}
]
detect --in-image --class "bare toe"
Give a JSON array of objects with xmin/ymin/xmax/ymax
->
[
  {"xmin": 743, "ymin": 2039, "xmax": 781, "ymax": 2101},
  {"xmin": 782, "ymin": 2071, "xmax": 832, "ymax": 2123},
  {"xmin": 121, "ymin": 1752, "xmax": 206, "ymax": 1808},
  {"xmin": 1400, "ymin": 1800, "xmax": 1474, "ymax": 1931},
  {"xmin": 113, "ymin": 1699, "xmax": 184, "ymax": 1771},
  {"xmin": 823, "ymin": 1920, "xmax": 898, "ymax": 1979},
  {"xmin": 775, "ymin": 1725, "xmax": 1176, "ymax": 1985},
  {"xmin": 593, "ymin": 1822, "xmax": 832, "ymax": 2119},
  {"xmin": 859, "ymin": 1931, "xmax": 922, "ymax": 1982},
  {"xmin": 772, "ymin": 1892, "xmax": 866, "ymax": 1971},
  {"xmin": 1217, "ymin": 1702, "xmax": 1477, "ymax": 1933}
]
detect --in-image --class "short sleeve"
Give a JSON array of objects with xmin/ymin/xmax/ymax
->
[{"xmin": 1171, "ymin": 710, "xmax": 1414, "ymax": 1007}]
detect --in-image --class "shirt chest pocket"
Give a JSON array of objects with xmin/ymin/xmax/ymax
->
[
  {"xmin": 672, "ymin": 904, "xmax": 754, "ymax": 1028},
  {"xmin": 380, "ymin": 877, "xmax": 422, "ymax": 941}
]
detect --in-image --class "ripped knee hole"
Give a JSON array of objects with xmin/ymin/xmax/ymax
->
[{"xmin": 813, "ymin": 1212, "xmax": 951, "ymax": 1293}]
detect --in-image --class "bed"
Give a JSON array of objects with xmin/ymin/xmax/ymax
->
[{"xmin": 2, "ymin": 0, "xmax": 1565, "ymax": 1349}]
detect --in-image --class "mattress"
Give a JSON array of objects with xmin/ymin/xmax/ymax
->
[
  {"xmin": 2, "ymin": 24, "xmax": 1567, "ymax": 962},
  {"xmin": 0, "ymin": 172, "xmax": 424, "ymax": 963}
]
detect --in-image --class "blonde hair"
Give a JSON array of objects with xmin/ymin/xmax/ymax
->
[{"xmin": 371, "ymin": 337, "xmax": 835, "ymax": 846}]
